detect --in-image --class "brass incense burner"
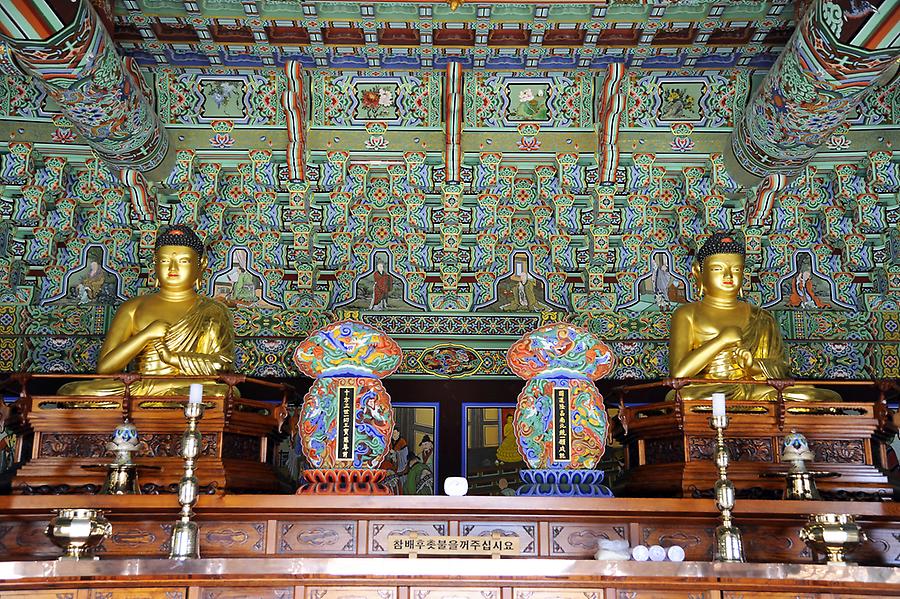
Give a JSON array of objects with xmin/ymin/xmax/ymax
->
[
  {"xmin": 800, "ymin": 513, "xmax": 867, "ymax": 565},
  {"xmin": 45, "ymin": 508, "xmax": 112, "ymax": 560}
]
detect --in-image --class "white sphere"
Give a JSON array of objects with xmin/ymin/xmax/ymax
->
[
  {"xmin": 631, "ymin": 545, "xmax": 650, "ymax": 561},
  {"xmin": 443, "ymin": 476, "xmax": 468, "ymax": 496},
  {"xmin": 667, "ymin": 545, "xmax": 686, "ymax": 562}
]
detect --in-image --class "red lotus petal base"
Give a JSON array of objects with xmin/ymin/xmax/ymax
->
[{"xmin": 296, "ymin": 468, "xmax": 394, "ymax": 495}]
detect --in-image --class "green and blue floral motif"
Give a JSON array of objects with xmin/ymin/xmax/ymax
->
[
  {"xmin": 508, "ymin": 324, "xmax": 613, "ymax": 470},
  {"xmin": 299, "ymin": 376, "xmax": 394, "ymax": 470},
  {"xmin": 293, "ymin": 320, "xmax": 402, "ymax": 378}
]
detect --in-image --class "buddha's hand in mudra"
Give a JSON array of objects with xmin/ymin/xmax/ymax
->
[
  {"xmin": 142, "ymin": 320, "xmax": 169, "ymax": 342},
  {"xmin": 734, "ymin": 347, "xmax": 754, "ymax": 371},
  {"xmin": 717, "ymin": 327, "xmax": 756, "ymax": 373},
  {"xmin": 158, "ymin": 341, "xmax": 176, "ymax": 368}
]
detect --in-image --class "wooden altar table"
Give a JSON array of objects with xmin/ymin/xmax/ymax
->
[
  {"xmin": 1, "ymin": 495, "xmax": 898, "ymax": 568},
  {"xmin": 0, "ymin": 556, "xmax": 898, "ymax": 597}
]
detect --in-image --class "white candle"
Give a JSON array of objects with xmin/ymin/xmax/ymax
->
[
  {"xmin": 189, "ymin": 383, "xmax": 203, "ymax": 404},
  {"xmin": 711, "ymin": 392, "xmax": 726, "ymax": 417}
]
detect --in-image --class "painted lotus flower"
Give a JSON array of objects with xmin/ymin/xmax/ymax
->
[
  {"xmin": 364, "ymin": 135, "xmax": 389, "ymax": 151},
  {"xmin": 826, "ymin": 134, "xmax": 851, "ymax": 151},
  {"xmin": 670, "ymin": 136, "xmax": 695, "ymax": 152},
  {"xmin": 209, "ymin": 132, "xmax": 235, "ymax": 149},
  {"xmin": 51, "ymin": 128, "xmax": 77, "ymax": 144},
  {"xmin": 517, "ymin": 136, "xmax": 541, "ymax": 151},
  {"xmin": 519, "ymin": 88, "xmax": 535, "ymax": 103},
  {"xmin": 362, "ymin": 90, "xmax": 380, "ymax": 109}
]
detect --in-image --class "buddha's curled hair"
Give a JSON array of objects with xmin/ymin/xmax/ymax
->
[
  {"xmin": 696, "ymin": 231, "xmax": 744, "ymax": 269},
  {"xmin": 155, "ymin": 224, "xmax": 205, "ymax": 257}
]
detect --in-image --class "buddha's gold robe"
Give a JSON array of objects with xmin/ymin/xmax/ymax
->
[
  {"xmin": 59, "ymin": 297, "xmax": 235, "ymax": 397},
  {"xmin": 672, "ymin": 306, "xmax": 840, "ymax": 402}
]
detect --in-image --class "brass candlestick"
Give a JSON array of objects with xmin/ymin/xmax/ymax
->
[
  {"xmin": 710, "ymin": 414, "xmax": 745, "ymax": 563},
  {"xmin": 168, "ymin": 390, "xmax": 205, "ymax": 560}
]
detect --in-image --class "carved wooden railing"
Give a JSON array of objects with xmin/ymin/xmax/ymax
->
[
  {"xmin": 0, "ymin": 372, "xmax": 294, "ymax": 433},
  {"xmin": 615, "ymin": 378, "xmax": 897, "ymax": 432}
]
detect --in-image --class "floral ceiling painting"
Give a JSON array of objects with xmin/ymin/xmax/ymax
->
[
  {"xmin": 507, "ymin": 83, "xmax": 551, "ymax": 122},
  {"xmin": 357, "ymin": 83, "xmax": 398, "ymax": 121}
]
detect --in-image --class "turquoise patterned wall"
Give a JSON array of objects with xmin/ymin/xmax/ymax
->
[{"xmin": 1, "ymin": 64, "xmax": 899, "ymax": 380}]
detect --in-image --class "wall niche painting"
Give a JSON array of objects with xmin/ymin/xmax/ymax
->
[
  {"xmin": 480, "ymin": 253, "xmax": 555, "ymax": 312},
  {"xmin": 380, "ymin": 402, "xmax": 438, "ymax": 495},
  {"xmin": 507, "ymin": 83, "xmax": 551, "ymax": 122},
  {"xmin": 767, "ymin": 252, "xmax": 851, "ymax": 310},
  {"xmin": 355, "ymin": 82, "xmax": 399, "ymax": 121},
  {"xmin": 657, "ymin": 81, "xmax": 703, "ymax": 122},
  {"xmin": 200, "ymin": 77, "xmax": 247, "ymax": 119},
  {"xmin": 45, "ymin": 245, "xmax": 123, "ymax": 306},
  {"xmin": 342, "ymin": 252, "xmax": 415, "ymax": 311},
  {"xmin": 633, "ymin": 251, "xmax": 690, "ymax": 312},
  {"xmin": 210, "ymin": 247, "xmax": 280, "ymax": 310}
]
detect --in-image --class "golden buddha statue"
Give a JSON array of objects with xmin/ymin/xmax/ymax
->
[
  {"xmin": 668, "ymin": 232, "xmax": 840, "ymax": 402},
  {"xmin": 59, "ymin": 225, "xmax": 235, "ymax": 397}
]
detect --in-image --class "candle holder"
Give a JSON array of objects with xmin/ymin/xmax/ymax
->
[
  {"xmin": 761, "ymin": 431, "xmax": 840, "ymax": 500},
  {"xmin": 168, "ymin": 395, "xmax": 205, "ymax": 560},
  {"xmin": 709, "ymin": 414, "xmax": 745, "ymax": 563}
]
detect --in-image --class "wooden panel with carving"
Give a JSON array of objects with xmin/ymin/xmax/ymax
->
[
  {"xmin": 277, "ymin": 520, "xmax": 357, "ymax": 555},
  {"xmin": 721, "ymin": 594, "xmax": 825, "ymax": 599},
  {"xmin": 741, "ymin": 525, "xmax": 811, "ymax": 564},
  {"xmin": 459, "ymin": 521, "xmax": 537, "ymax": 556},
  {"xmin": 199, "ymin": 588, "xmax": 293, "ymax": 599},
  {"xmin": 639, "ymin": 524, "xmax": 716, "ymax": 561},
  {"xmin": 304, "ymin": 588, "xmax": 396, "ymax": 599},
  {"xmin": 97, "ymin": 521, "xmax": 171, "ymax": 557},
  {"xmin": 410, "ymin": 589, "xmax": 501, "ymax": 599},
  {"xmin": 367, "ymin": 521, "xmax": 448, "ymax": 554},
  {"xmin": 0, "ymin": 592, "xmax": 79, "ymax": 599},
  {"xmin": 200, "ymin": 521, "xmax": 267, "ymax": 556},
  {"xmin": 830, "ymin": 595, "xmax": 897, "ymax": 599},
  {"xmin": 513, "ymin": 590, "xmax": 605, "ymax": 599},
  {"xmin": 84, "ymin": 589, "xmax": 187, "ymax": 599},
  {"xmin": 610, "ymin": 591, "xmax": 712, "ymax": 599},
  {"xmin": 0, "ymin": 520, "xmax": 58, "ymax": 560},
  {"xmin": 851, "ymin": 526, "xmax": 900, "ymax": 566},
  {"xmin": 549, "ymin": 522, "xmax": 628, "ymax": 557}
]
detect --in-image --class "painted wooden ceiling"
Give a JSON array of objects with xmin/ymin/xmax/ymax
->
[{"xmin": 107, "ymin": 0, "xmax": 796, "ymax": 70}]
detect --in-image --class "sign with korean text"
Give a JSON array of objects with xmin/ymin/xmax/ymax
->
[
  {"xmin": 337, "ymin": 386, "xmax": 356, "ymax": 461},
  {"xmin": 553, "ymin": 386, "xmax": 570, "ymax": 462},
  {"xmin": 387, "ymin": 534, "xmax": 520, "ymax": 557}
]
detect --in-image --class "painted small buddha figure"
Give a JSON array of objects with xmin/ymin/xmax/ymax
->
[
  {"xmin": 59, "ymin": 225, "xmax": 235, "ymax": 397},
  {"xmin": 668, "ymin": 232, "xmax": 840, "ymax": 402}
]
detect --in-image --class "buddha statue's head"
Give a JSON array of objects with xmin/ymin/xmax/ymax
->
[
  {"xmin": 154, "ymin": 224, "xmax": 207, "ymax": 292},
  {"xmin": 692, "ymin": 232, "xmax": 745, "ymax": 300}
]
